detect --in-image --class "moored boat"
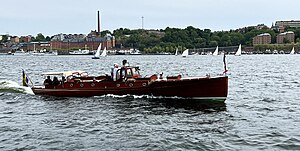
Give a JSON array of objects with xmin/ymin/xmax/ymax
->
[
  {"xmin": 69, "ymin": 49, "xmax": 90, "ymax": 55},
  {"xmin": 23, "ymin": 60, "xmax": 228, "ymax": 101}
]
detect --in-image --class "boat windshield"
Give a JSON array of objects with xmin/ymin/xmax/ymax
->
[
  {"xmin": 131, "ymin": 67, "xmax": 140, "ymax": 77},
  {"xmin": 125, "ymin": 67, "xmax": 140, "ymax": 78},
  {"xmin": 115, "ymin": 67, "xmax": 140, "ymax": 81}
]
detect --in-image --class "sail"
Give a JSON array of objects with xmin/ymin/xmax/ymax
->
[
  {"xmin": 235, "ymin": 44, "xmax": 242, "ymax": 56},
  {"xmin": 290, "ymin": 47, "xmax": 295, "ymax": 54},
  {"xmin": 94, "ymin": 43, "xmax": 102, "ymax": 58},
  {"xmin": 182, "ymin": 49, "xmax": 189, "ymax": 57},
  {"xmin": 213, "ymin": 46, "xmax": 219, "ymax": 56},
  {"xmin": 101, "ymin": 47, "xmax": 107, "ymax": 57},
  {"xmin": 175, "ymin": 48, "xmax": 178, "ymax": 56}
]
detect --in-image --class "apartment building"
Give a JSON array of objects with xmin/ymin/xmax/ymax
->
[
  {"xmin": 276, "ymin": 31, "xmax": 295, "ymax": 44},
  {"xmin": 253, "ymin": 33, "xmax": 272, "ymax": 45}
]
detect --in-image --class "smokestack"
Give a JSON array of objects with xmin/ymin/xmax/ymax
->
[{"xmin": 97, "ymin": 11, "xmax": 100, "ymax": 36}]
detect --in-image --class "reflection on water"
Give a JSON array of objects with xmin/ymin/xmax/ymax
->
[
  {"xmin": 149, "ymin": 98, "xmax": 226, "ymax": 112},
  {"xmin": 38, "ymin": 94, "xmax": 226, "ymax": 112}
]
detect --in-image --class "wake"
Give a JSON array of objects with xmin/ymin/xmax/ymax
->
[{"xmin": 0, "ymin": 80, "xmax": 34, "ymax": 95}]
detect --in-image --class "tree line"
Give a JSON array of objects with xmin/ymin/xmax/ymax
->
[
  {"xmin": 3, "ymin": 26, "xmax": 300, "ymax": 53},
  {"xmin": 112, "ymin": 26, "xmax": 300, "ymax": 53}
]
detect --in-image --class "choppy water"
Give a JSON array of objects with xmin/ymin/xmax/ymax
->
[{"xmin": 0, "ymin": 54, "xmax": 300, "ymax": 150}]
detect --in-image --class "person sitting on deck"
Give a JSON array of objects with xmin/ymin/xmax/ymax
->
[
  {"xmin": 52, "ymin": 76, "xmax": 60, "ymax": 86},
  {"xmin": 61, "ymin": 76, "xmax": 66, "ymax": 84},
  {"xmin": 44, "ymin": 76, "xmax": 52, "ymax": 85}
]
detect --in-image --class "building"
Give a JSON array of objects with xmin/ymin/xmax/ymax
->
[
  {"xmin": 253, "ymin": 33, "xmax": 272, "ymax": 45},
  {"xmin": 26, "ymin": 42, "xmax": 51, "ymax": 51},
  {"xmin": 275, "ymin": 20, "xmax": 300, "ymax": 33},
  {"xmin": 10, "ymin": 36, "xmax": 20, "ymax": 43},
  {"xmin": 276, "ymin": 31, "xmax": 295, "ymax": 44},
  {"xmin": 50, "ymin": 32, "xmax": 115, "ymax": 51},
  {"xmin": 275, "ymin": 20, "xmax": 300, "ymax": 28},
  {"xmin": 238, "ymin": 24, "xmax": 269, "ymax": 33},
  {"xmin": 20, "ymin": 36, "xmax": 32, "ymax": 43}
]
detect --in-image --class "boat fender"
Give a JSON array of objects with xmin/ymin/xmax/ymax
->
[
  {"xmin": 116, "ymin": 84, "xmax": 120, "ymax": 87},
  {"xmin": 70, "ymin": 83, "xmax": 73, "ymax": 87},
  {"xmin": 91, "ymin": 83, "xmax": 95, "ymax": 87}
]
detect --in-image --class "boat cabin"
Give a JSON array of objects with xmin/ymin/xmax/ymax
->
[
  {"xmin": 41, "ymin": 71, "xmax": 86, "ymax": 87},
  {"xmin": 113, "ymin": 66, "xmax": 141, "ymax": 81}
]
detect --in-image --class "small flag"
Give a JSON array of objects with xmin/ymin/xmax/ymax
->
[
  {"xmin": 223, "ymin": 53, "xmax": 228, "ymax": 74},
  {"xmin": 22, "ymin": 70, "xmax": 29, "ymax": 87}
]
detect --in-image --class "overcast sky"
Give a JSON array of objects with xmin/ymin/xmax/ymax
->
[{"xmin": 0, "ymin": 0, "xmax": 299, "ymax": 36}]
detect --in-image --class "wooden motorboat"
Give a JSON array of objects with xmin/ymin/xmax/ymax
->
[{"xmin": 24, "ymin": 60, "xmax": 228, "ymax": 101}]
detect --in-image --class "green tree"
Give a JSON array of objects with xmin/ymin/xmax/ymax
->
[
  {"xmin": 33, "ymin": 33, "xmax": 45, "ymax": 42},
  {"xmin": 101, "ymin": 30, "xmax": 112, "ymax": 36},
  {"xmin": 209, "ymin": 41, "xmax": 218, "ymax": 47},
  {"xmin": 0, "ymin": 35, "xmax": 8, "ymax": 42},
  {"xmin": 45, "ymin": 36, "xmax": 51, "ymax": 41}
]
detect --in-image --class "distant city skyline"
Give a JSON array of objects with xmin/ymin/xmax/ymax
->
[{"xmin": 1, "ymin": 0, "xmax": 299, "ymax": 36}]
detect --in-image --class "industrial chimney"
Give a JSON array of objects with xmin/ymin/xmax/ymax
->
[{"xmin": 97, "ymin": 11, "xmax": 100, "ymax": 36}]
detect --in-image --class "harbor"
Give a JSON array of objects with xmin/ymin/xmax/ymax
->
[
  {"xmin": 1, "ymin": 54, "xmax": 300, "ymax": 150},
  {"xmin": 1, "ymin": 0, "xmax": 300, "ymax": 150}
]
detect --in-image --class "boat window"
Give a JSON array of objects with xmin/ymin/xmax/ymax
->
[
  {"xmin": 126, "ymin": 69, "xmax": 133, "ymax": 77},
  {"xmin": 117, "ymin": 68, "xmax": 125, "ymax": 80},
  {"xmin": 132, "ymin": 68, "xmax": 140, "ymax": 77}
]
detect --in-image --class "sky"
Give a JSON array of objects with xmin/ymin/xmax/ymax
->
[{"xmin": 0, "ymin": 0, "xmax": 299, "ymax": 36}]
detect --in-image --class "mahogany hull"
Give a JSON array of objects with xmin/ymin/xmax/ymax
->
[{"xmin": 31, "ymin": 76, "xmax": 228, "ymax": 100}]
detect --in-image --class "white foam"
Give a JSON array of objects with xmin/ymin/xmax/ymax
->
[{"xmin": 0, "ymin": 80, "xmax": 34, "ymax": 95}]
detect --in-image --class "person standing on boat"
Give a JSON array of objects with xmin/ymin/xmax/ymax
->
[{"xmin": 112, "ymin": 63, "xmax": 120, "ymax": 81}]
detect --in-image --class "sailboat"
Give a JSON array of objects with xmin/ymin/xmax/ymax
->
[
  {"xmin": 182, "ymin": 49, "xmax": 189, "ymax": 57},
  {"xmin": 101, "ymin": 47, "xmax": 107, "ymax": 57},
  {"xmin": 92, "ymin": 43, "xmax": 102, "ymax": 59},
  {"xmin": 290, "ymin": 47, "xmax": 295, "ymax": 54},
  {"xmin": 235, "ymin": 44, "xmax": 242, "ymax": 56},
  {"xmin": 175, "ymin": 48, "xmax": 178, "ymax": 56},
  {"xmin": 212, "ymin": 46, "xmax": 219, "ymax": 56}
]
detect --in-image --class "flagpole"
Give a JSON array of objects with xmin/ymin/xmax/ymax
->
[
  {"xmin": 223, "ymin": 53, "xmax": 228, "ymax": 75},
  {"xmin": 22, "ymin": 69, "xmax": 34, "ymax": 87}
]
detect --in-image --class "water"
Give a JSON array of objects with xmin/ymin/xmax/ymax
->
[{"xmin": 1, "ymin": 54, "xmax": 300, "ymax": 150}]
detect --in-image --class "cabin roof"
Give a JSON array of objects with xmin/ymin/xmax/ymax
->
[{"xmin": 41, "ymin": 71, "xmax": 85, "ymax": 76}]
